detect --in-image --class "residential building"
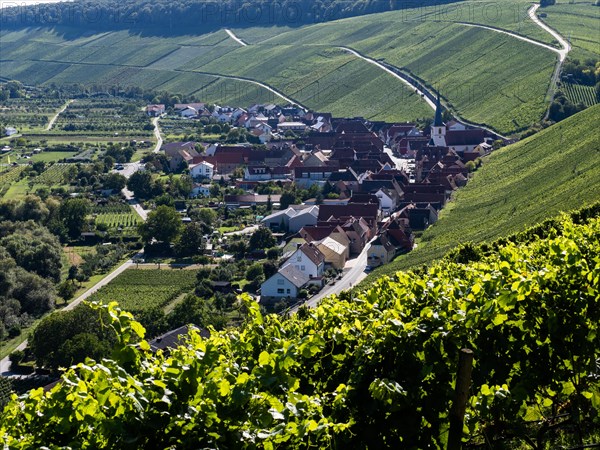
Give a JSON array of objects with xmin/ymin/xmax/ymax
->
[
  {"xmin": 189, "ymin": 161, "xmax": 214, "ymax": 180},
  {"xmin": 261, "ymin": 264, "xmax": 310, "ymax": 300},
  {"xmin": 285, "ymin": 243, "xmax": 325, "ymax": 278}
]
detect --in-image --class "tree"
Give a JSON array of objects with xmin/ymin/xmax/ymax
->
[
  {"xmin": 248, "ymin": 227, "xmax": 276, "ymax": 251},
  {"xmin": 245, "ymin": 263, "xmax": 264, "ymax": 283},
  {"xmin": 174, "ymin": 222, "xmax": 205, "ymax": 257},
  {"xmin": 102, "ymin": 173, "xmax": 127, "ymax": 191},
  {"xmin": 280, "ymin": 192, "xmax": 297, "ymax": 209},
  {"xmin": 29, "ymin": 304, "xmax": 114, "ymax": 370},
  {"xmin": 1, "ymin": 225, "xmax": 63, "ymax": 281},
  {"xmin": 60, "ymin": 198, "xmax": 90, "ymax": 239},
  {"xmin": 138, "ymin": 205, "xmax": 182, "ymax": 244},
  {"xmin": 127, "ymin": 171, "xmax": 154, "ymax": 199},
  {"xmin": 57, "ymin": 280, "xmax": 77, "ymax": 302},
  {"xmin": 193, "ymin": 208, "xmax": 217, "ymax": 227}
]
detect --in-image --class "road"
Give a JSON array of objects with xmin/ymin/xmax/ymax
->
[
  {"xmin": 289, "ymin": 238, "xmax": 374, "ymax": 313},
  {"xmin": 384, "ymin": 146, "xmax": 411, "ymax": 172},
  {"xmin": 225, "ymin": 29, "xmax": 248, "ymax": 47},
  {"xmin": 46, "ymin": 99, "xmax": 73, "ymax": 131},
  {"xmin": 116, "ymin": 115, "xmax": 163, "ymax": 221}
]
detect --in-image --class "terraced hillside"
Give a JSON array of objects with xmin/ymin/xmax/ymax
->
[
  {"xmin": 0, "ymin": 0, "xmax": 566, "ymax": 133},
  {"xmin": 367, "ymin": 104, "xmax": 600, "ymax": 280}
]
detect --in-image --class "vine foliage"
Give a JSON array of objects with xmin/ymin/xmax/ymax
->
[{"xmin": 1, "ymin": 214, "xmax": 599, "ymax": 448}]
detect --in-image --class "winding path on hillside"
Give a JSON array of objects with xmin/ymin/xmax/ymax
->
[
  {"xmin": 225, "ymin": 29, "xmax": 248, "ymax": 46},
  {"xmin": 46, "ymin": 99, "xmax": 73, "ymax": 131},
  {"xmin": 457, "ymin": 4, "xmax": 571, "ymax": 116},
  {"xmin": 457, "ymin": 4, "xmax": 570, "ymax": 62}
]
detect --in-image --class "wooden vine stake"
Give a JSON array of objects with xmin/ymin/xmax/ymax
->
[{"xmin": 447, "ymin": 348, "xmax": 474, "ymax": 450}]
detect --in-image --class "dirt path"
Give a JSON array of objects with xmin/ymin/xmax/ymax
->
[
  {"xmin": 225, "ymin": 29, "xmax": 248, "ymax": 47},
  {"xmin": 46, "ymin": 99, "xmax": 73, "ymax": 131}
]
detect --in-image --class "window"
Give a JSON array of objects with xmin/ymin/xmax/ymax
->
[
  {"xmin": 277, "ymin": 279, "xmax": 284, "ymax": 285},
  {"xmin": 277, "ymin": 288, "xmax": 284, "ymax": 294},
  {"xmin": 287, "ymin": 289, "xmax": 291, "ymax": 294},
  {"xmin": 296, "ymin": 256, "xmax": 302, "ymax": 262},
  {"xmin": 301, "ymin": 265, "xmax": 305, "ymax": 271}
]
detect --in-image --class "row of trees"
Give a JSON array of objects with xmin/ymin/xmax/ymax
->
[{"xmin": 2, "ymin": 0, "xmax": 461, "ymax": 31}]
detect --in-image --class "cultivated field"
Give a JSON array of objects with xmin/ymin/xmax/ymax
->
[
  {"xmin": 367, "ymin": 104, "xmax": 600, "ymax": 279},
  {"xmin": 93, "ymin": 203, "xmax": 142, "ymax": 234},
  {"xmin": 562, "ymin": 82, "xmax": 599, "ymax": 107},
  {"xmin": 87, "ymin": 269, "xmax": 197, "ymax": 313},
  {"xmin": 0, "ymin": 97, "xmax": 66, "ymax": 132}
]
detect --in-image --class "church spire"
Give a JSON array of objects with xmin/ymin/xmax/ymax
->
[{"xmin": 433, "ymin": 90, "xmax": 444, "ymax": 127}]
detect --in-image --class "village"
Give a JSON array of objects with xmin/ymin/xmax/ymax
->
[{"xmin": 145, "ymin": 95, "xmax": 499, "ymax": 308}]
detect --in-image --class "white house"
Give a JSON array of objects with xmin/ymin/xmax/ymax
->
[
  {"xmin": 375, "ymin": 188, "xmax": 400, "ymax": 213},
  {"xmin": 191, "ymin": 184, "xmax": 211, "ymax": 197},
  {"xmin": 189, "ymin": 161, "xmax": 214, "ymax": 180},
  {"xmin": 146, "ymin": 104, "xmax": 165, "ymax": 117},
  {"xmin": 260, "ymin": 264, "xmax": 310, "ymax": 299},
  {"xmin": 4, "ymin": 127, "xmax": 17, "ymax": 137},
  {"xmin": 179, "ymin": 106, "xmax": 198, "ymax": 119},
  {"xmin": 278, "ymin": 122, "xmax": 307, "ymax": 133},
  {"xmin": 244, "ymin": 166, "xmax": 272, "ymax": 181},
  {"xmin": 261, "ymin": 206, "xmax": 319, "ymax": 232},
  {"xmin": 285, "ymin": 243, "xmax": 325, "ymax": 278}
]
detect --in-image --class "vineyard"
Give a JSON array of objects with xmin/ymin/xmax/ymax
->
[
  {"xmin": 33, "ymin": 163, "xmax": 78, "ymax": 186},
  {"xmin": 93, "ymin": 203, "xmax": 142, "ymax": 232},
  {"xmin": 562, "ymin": 82, "xmax": 598, "ymax": 107},
  {"xmin": 0, "ymin": 165, "xmax": 25, "ymax": 196},
  {"xmin": 1, "ymin": 212, "xmax": 599, "ymax": 448},
  {"xmin": 87, "ymin": 269, "xmax": 196, "ymax": 313}
]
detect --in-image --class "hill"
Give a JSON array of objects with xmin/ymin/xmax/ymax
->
[
  {"xmin": 0, "ymin": 0, "xmax": 561, "ymax": 133},
  {"xmin": 367, "ymin": 104, "xmax": 600, "ymax": 280},
  {"xmin": 1, "ymin": 212, "xmax": 599, "ymax": 447}
]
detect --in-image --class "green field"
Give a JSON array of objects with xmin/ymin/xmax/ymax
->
[
  {"xmin": 562, "ymin": 81, "xmax": 599, "ymax": 107},
  {"xmin": 87, "ymin": 269, "xmax": 197, "ymax": 313},
  {"xmin": 0, "ymin": 0, "xmax": 566, "ymax": 133},
  {"xmin": 0, "ymin": 165, "xmax": 25, "ymax": 196},
  {"xmin": 366, "ymin": 104, "xmax": 600, "ymax": 280}
]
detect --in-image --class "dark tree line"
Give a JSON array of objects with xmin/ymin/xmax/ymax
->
[{"xmin": 2, "ymin": 0, "xmax": 460, "ymax": 32}]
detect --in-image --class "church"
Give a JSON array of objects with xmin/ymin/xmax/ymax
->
[{"xmin": 427, "ymin": 91, "xmax": 489, "ymax": 156}]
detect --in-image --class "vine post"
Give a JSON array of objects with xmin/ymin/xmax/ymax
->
[{"xmin": 447, "ymin": 348, "xmax": 474, "ymax": 450}]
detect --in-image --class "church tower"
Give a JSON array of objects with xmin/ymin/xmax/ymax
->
[{"xmin": 429, "ymin": 91, "xmax": 446, "ymax": 147}]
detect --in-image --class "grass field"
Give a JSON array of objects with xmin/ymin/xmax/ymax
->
[
  {"xmin": 87, "ymin": 269, "xmax": 197, "ymax": 313},
  {"xmin": 364, "ymin": 104, "xmax": 600, "ymax": 282}
]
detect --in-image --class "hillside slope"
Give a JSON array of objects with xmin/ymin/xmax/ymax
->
[
  {"xmin": 0, "ymin": 0, "xmax": 560, "ymax": 133},
  {"xmin": 1, "ymin": 213, "xmax": 599, "ymax": 447},
  {"xmin": 369, "ymin": 104, "xmax": 600, "ymax": 279}
]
